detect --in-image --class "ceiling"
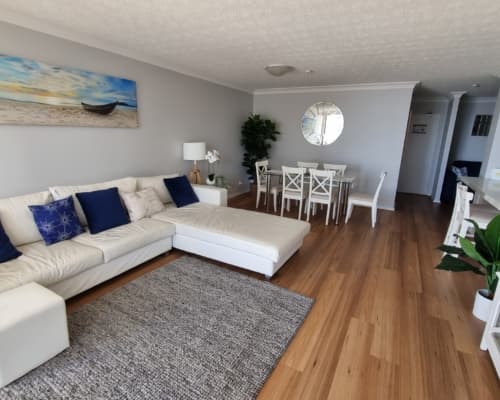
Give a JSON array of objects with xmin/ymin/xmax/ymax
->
[{"xmin": 1, "ymin": 0, "xmax": 500, "ymax": 96}]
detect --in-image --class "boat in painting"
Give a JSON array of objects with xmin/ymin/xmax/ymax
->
[{"xmin": 81, "ymin": 101, "xmax": 119, "ymax": 115}]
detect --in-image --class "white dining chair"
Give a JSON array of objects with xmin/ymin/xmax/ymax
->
[
  {"xmin": 297, "ymin": 161, "xmax": 319, "ymax": 171},
  {"xmin": 307, "ymin": 169, "xmax": 337, "ymax": 225},
  {"xmin": 443, "ymin": 183, "xmax": 474, "ymax": 248},
  {"xmin": 444, "ymin": 183, "xmax": 498, "ymax": 250},
  {"xmin": 323, "ymin": 163, "xmax": 347, "ymax": 176},
  {"xmin": 345, "ymin": 171, "xmax": 387, "ymax": 228},
  {"xmin": 255, "ymin": 160, "xmax": 280, "ymax": 212},
  {"xmin": 281, "ymin": 166, "xmax": 306, "ymax": 219}
]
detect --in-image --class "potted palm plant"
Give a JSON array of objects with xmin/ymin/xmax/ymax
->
[{"xmin": 437, "ymin": 215, "xmax": 500, "ymax": 321}]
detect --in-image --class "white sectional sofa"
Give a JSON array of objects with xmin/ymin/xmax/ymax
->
[{"xmin": 0, "ymin": 175, "xmax": 310, "ymax": 300}]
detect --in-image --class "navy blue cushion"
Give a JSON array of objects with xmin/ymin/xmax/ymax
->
[
  {"xmin": 76, "ymin": 187, "xmax": 130, "ymax": 234},
  {"xmin": 29, "ymin": 196, "xmax": 84, "ymax": 245},
  {"xmin": 0, "ymin": 221, "xmax": 21, "ymax": 263},
  {"xmin": 164, "ymin": 176, "xmax": 199, "ymax": 207}
]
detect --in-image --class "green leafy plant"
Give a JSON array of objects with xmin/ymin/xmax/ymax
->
[
  {"xmin": 241, "ymin": 114, "xmax": 280, "ymax": 181},
  {"xmin": 437, "ymin": 215, "xmax": 500, "ymax": 296}
]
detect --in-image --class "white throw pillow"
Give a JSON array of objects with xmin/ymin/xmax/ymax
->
[
  {"xmin": 121, "ymin": 188, "xmax": 165, "ymax": 221},
  {"xmin": 136, "ymin": 174, "xmax": 179, "ymax": 203}
]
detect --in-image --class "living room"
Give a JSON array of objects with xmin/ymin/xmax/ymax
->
[{"xmin": 0, "ymin": 1, "xmax": 500, "ymax": 399}]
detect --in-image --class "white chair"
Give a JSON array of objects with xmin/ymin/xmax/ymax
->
[
  {"xmin": 297, "ymin": 161, "xmax": 319, "ymax": 171},
  {"xmin": 307, "ymin": 169, "xmax": 337, "ymax": 226},
  {"xmin": 444, "ymin": 183, "xmax": 498, "ymax": 249},
  {"xmin": 323, "ymin": 163, "xmax": 347, "ymax": 176},
  {"xmin": 443, "ymin": 183, "xmax": 473, "ymax": 248},
  {"xmin": 345, "ymin": 171, "xmax": 387, "ymax": 228},
  {"xmin": 255, "ymin": 160, "xmax": 279, "ymax": 212},
  {"xmin": 281, "ymin": 166, "xmax": 306, "ymax": 219}
]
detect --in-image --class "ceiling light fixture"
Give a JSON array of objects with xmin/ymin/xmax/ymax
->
[
  {"xmin": 264, "ymin": 64, "xmax": 295, "ymax": 77},
  {"xmin": 472, "ymin": 83, "xmax": 481, "ymax": 88},
  {"xmin": 305, "ymin": 69, "xmax": 314, "ymax": 74}
]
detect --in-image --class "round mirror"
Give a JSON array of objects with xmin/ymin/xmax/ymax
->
[{"xmin": 301, "ymin": 102, "xmax": 344, "ymax": 146}]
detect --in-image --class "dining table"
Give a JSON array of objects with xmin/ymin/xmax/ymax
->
[
  {"xmin": 459, "ymin": 176, "xmax": 500, "ymax": 210},
  {"xmin": 263, "ymin": 169, "xmax": 357, "ymax": 224}
]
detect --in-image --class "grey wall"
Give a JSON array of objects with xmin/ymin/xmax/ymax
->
[
  {"xmin": 450, "ymin": 98, "xmax": 495, "ymax": 162},
  {"xmin": 253, "ymin": 87, "xmax": 414, "ymax": 210},
  {"xmin": 482, "ymin": 88, "xmax": 500, "ymax": 177},
  {"xmin": 0, "ymin": 22, "xmax": 252, "ymax": 197}
]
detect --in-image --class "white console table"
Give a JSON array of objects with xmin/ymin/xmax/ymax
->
[{"xmin": 481, "ymin": 272, "xmax": 500, "ymax": 379}]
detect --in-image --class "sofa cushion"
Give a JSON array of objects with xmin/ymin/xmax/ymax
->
[
  {"xmin": 136, "ymin": 174, "xmax": 178, "ymax": 203},
  {"xmin": 164, "ymin": 176, "xmax": 199, "ymax": 208},
  {"xmin": 29, "ymin": 196, "xmax": 84, "ymax": 245},
  {"xmin": 151, "ymin": 203, "xmax": 310, "ymax": 262},
  {"xmin": 121, "ymin": 188, "xmax": 165, "ymax": 222},
  {"xmin": 72, "ymin": 218, "xmax": 175, "ymax": 262},
  {"xmin": 76, "ymin": 188, "xmax": 130, "ymax": 234},
  {"xmin": 0, "ymin": 240, "xmax": 103, "ymax": 294},
  {"xmin": 0, "ymin": 191, "xmax": 52, "ymax": 246},
  {"xmin": 0, "ymin": 221, "xmax": 22, "ymax": 263},
  {"xmin": 49, "ymin": 177, "xmax": 136, "ymax": 225}
]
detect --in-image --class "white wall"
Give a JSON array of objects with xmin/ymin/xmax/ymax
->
[
  {"xmin": 0, "ymin": 22, "xmax": 252, "ymax": 197},
  {"xmin": 253, "ymin": 85, "xmax": 415, "ymax": 210},
  {"xmin": 450, "ymin": 98, "xmax": 496, "ymax": 162},
  {"xmin": 410, "ymin": 97, "xmax": 450, "ymax": 197}
]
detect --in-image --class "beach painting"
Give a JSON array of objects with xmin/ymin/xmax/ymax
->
[{"xmin": 0, "ymin": 54, "xmax": 138, "ymax": 128}]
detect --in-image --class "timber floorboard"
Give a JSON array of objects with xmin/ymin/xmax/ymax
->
[{"xmin": 67, "ymin": 193, "xmax": 500, "ymax": 399}]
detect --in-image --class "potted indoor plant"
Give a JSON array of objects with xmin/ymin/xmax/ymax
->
[
  {"xmin": 436, "ymin": 215, "xmax": 500, "ymax": 321},
  {"xmin": 241, "ymin": 114, "xmax": 280, "ymax": 183}
]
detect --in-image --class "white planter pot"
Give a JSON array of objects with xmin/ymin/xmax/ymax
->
[{"xmin": 472, "ymin": 289, "xmax": 493, "ymax": 322}]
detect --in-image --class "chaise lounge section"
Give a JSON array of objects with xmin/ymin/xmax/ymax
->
[{"xmin": 0, "ymin": 174, "xmax": 310, "ymax": 299}]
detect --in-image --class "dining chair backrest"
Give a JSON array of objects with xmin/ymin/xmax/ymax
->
[
  {"xmin": 297, "ymin": 161, "xmax": 319, "ymax": 171},
  {"xmin": 282, "ymin": 166, "xmax": 306, "ymax": 195},
  {"xmin": 323, "ymin": 163, "xmax": 347, "ymax": 176},
  {"xmin": 373, "ymin": 171, "xmax": 387, "ymax": 203},
  {"xmin": 444, "ymin": 183, "xmax": 473, "ymax": 247},
  {"xmin": 255, "ymin": 160, "xmax": 269, "ymax": 190},
  {"xmin": 309, "ymin": 169, "xmax": 335, "ymax": 198}
]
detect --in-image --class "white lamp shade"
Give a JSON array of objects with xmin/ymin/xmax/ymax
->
[{"xmin": 183, "ymin": 142, "xmax": 206, "ymax": 161}]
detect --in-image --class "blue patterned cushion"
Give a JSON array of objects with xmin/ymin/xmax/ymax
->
[
  {"xmin": 0, "ymin": 220, "xmax": 22, "ymax": 262},
  {"xmin": 29, "ymin": 196, "xmax": 84, "ymax": 245}
]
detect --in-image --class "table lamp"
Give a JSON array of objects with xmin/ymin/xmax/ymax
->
[{"xmin": 183, "ymin": 142, "xmax": 206, "ymax": 184}]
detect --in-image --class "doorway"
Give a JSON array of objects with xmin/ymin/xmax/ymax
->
[{"xmin": 398, "ymin": 113, "xmax": 442, "ymax": 196}]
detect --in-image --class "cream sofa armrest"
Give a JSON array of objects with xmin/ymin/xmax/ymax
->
[{"xmin": 192, "ymin": 185, "xmax": 228, "ymax": 206}]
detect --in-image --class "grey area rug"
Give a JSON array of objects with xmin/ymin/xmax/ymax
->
[{"xmin": 0, "ymin": 256, "xmax": 313, "ymax": 400}]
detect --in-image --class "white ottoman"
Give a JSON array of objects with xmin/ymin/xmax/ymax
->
[{"xmin": 0, "ymin": 282, "xmax": 69, "ymax": 388}]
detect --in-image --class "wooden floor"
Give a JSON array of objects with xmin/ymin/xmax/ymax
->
[{"xmin": 67, "ymin": 193, "xmax": 500, "ymax": 399}]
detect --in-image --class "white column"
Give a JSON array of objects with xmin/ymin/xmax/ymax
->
[
  {"xmin": 433, "ymin": 91, "xmax": 467, "ymax": 203},
  {"xmin": 480, "ymin": 88, "xmax": 500, "ymax": 178}
]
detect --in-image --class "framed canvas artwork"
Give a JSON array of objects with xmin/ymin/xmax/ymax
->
[{"xmin": 0, "ymin": 54, "xmax": 138, "ymax": 128}]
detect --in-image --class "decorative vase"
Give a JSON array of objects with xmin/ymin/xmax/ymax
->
[
  {"xmin": 215, "ymin": 176, "xmax": 225, "ymax": 187},
  {"xmin": 206, "ymin": 174, "xmax": 215, "ymax": 185},
  {"xmin": 472, "ymin": 289, "xmax": 493, "ymax": 322}
]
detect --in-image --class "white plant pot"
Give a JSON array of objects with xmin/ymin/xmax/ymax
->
[{"xmin": 472, "ymin": 289, "xmax": 493, "ymax": 322}]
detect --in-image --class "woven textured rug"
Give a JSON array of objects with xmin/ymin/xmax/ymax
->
[{"xmin": 0, "ymin": 256, "xmax": 313, "ymax": 400}]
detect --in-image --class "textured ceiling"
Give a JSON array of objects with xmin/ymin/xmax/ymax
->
[{"xmin": 1, "ymin": 0, "xmax": 500, "ymax": 95}]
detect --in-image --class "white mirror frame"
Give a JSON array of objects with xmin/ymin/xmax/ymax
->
[{"xmin": 301, "ymin": 102, "xmax": 344, "ymax": 146}]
